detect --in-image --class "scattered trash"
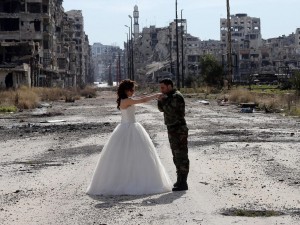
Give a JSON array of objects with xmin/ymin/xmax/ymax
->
[
  {"xmin": 40, "ymin": 120, "xmax": 66, "ymax": 123},
  {"xmin": 198, "ymin": 100, "xmax": 210, "ymax": 105},
  {"xmin": 38, "ymin": 103, "xmax": 52, "ymax": 108},
  {"xmin": 219, "ymin": 100, "xmax": 229, "ymax": 106},
  {"xmin": 240, "ymin": 107, "xmax": 253, "ymax": 113}
]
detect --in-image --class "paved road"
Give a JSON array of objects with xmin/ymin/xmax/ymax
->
[{"xmin": 1, "ymin": 92, "xmax": 299, "ymax": 224}]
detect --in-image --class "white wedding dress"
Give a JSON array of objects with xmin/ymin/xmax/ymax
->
[{"xmin": 86, "ymin": 105, "xmax": 172, "ymax": 195}]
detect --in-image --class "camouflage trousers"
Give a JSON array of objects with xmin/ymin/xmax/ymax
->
[{"xmin": 167, "ymin": 125, "xmax": 189, "ymax": 176}]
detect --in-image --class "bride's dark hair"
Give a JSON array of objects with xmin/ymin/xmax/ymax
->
[{"xmin": 116, "ymin": 79, "xmax": 136, "ymax": 110}]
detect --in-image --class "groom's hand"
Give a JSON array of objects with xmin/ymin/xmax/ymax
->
[{"xmin": 157, "ymin": 94, "xmax": 165, "ymax": 101}]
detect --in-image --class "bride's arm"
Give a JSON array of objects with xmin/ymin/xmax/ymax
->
[{"xmin": 121, "ymin": 93, "xmax": 161, "ymax": 108}]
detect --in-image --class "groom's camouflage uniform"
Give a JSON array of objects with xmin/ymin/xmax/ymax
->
[{"xmin": 158, "ymin": 89, "xmax": 189, "ymax": 177}]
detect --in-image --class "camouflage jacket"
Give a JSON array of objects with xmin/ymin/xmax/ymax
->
[{"xmin": 158, "ymin": 89, "xmax": 186, "ymax": 128}]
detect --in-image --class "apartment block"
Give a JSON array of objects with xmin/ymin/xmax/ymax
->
[
  {"xmin": 295, "ymin": 28, "xmax": 300, "ymax": 54},
  {"xmin": 92, "ymin": 43, "xmax": 123, "ymax": 83},
  {"xmin": 0, "ymin": 0, "xmax": 91, "ymax": 89}
]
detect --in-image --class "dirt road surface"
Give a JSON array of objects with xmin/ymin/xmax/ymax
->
[{"xmin": 1, "ymin": 90, "xmax": 300, "ymax": 225}]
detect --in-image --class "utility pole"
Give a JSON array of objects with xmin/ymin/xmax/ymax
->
[
  {"xmin": 226, "ymin": 0, "xmax": 233, "ymax": 88},
  {"xmin": 181, "ymin": 9, "xmax": 184, "ymax": 88},
  {"xmin": 129, "ymin": 15, "xmax": 134, "ymax": 81},
  {"xmin": 108, "ymin": 64, "xmax": 113, "ymax": 86},
  {"xmin": 125, "ymin": 32, "xmax": 130, "ymax": 79},
  {"xmin": 169, "ymin": 27, "xmax": 173, "ymax": 76},
  {"xmin": 175, "ymin": 0, "xmax": 180, "ymax": 89},
  {"xmin": 125, "ymin": 25, "xmax": 131, "ymax": 79}
]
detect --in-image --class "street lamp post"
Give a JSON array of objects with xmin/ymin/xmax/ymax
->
[
  {"xmin": 175, "ymin": 0, "xmax": 180, "ymax": 89},
  {"xmin": 125, "ymin": 32, "xmax": 130, "ymax": 79},
  {"xmin": 226, "ymin": 0, "xmax": 233, "ymax": 87},
  {"xmin": 125, "ymin": 25, "xmax": 131, "ymax": 79},
  {"xmin": 181, "ymin": 9, "xmax": 184, "ymax": 88},
  {"xmin": 128, "ymin": 15, "xmax": 134, "ymax": 81}
]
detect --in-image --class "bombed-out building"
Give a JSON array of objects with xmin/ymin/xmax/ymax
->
[
  {"xmin": 220, "ymin": 14, "xmax": 300, "ymax": 82},
  {"xmin": 0, "ymin": 0, "xmax": 91, "ymax": 89},
  {"xmin": 129, "ymin": 6, "xmax": 300, "ymax": 85},
  {"xmin": 91, "ymin": 43, "xmax": 124, "ymax": 83}
]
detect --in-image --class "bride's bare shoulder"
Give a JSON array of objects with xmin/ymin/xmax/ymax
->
[{"xmin": 120, "ymin": 98, "xmax": 131, "ymax": 109}]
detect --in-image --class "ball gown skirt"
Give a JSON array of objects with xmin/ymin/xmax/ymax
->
[{"xmin": 86, "ymin": 105, "xmax": 172, "ymax": 195}]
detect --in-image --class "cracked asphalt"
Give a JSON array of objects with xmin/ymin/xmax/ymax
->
[{"xmin": 0, "ymin": 90, "xmax": 300, "ymax": 225}]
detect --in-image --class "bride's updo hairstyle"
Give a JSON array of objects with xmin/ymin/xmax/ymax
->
[{"xmin": 116, "ymin": 79, "xmax": 136, "ymax": 109}]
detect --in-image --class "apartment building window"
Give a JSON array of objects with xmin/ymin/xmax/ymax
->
[
  {"xmin": 27, "ymin": 3, "xmax": 41, "ymax": 13},
  {"xmin": 0, "ymin": 18, "xmax": 19, "ymax": 31},
  {"xmin": 43, "ymin": 40, "xmax": 49, "ymax": 49},
  {"xmin": 0, "ymin": 1, "xmax": 22, "ymax": 13},
  {"xmin": 58, "ymin": 58, "xmax": 65, "ymax": 69},
  {"xmin": 42, "ymin": 4, "xmax": 48, "ymax": 13},
  {"xmin": 32, "ymin": 20, "xmax": 41, "ymax": 31}
]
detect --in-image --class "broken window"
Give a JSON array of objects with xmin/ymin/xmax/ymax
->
[
  {"xmin": 0, "ymin": 0, "xmax": 21, "ymax": 13},
  {"xmin": 0, "ymin": 18, "xmax": 19, "ymax": 31},
  {"xmin": 75, "ymin": 24, "xmax": 81, "ymax": 30},
  {"xmin": 57, "ymin": 58, "xmax": 65, "ymax": 69},
  {"xmin": 31, "ymin": 20, "xmax": 41, "ymax": 31},
  {"xmin": 27, "ymin": 3, "xmax": 41, "ymax": 13},
  {"xmin": 43, "ymin": 40, "xmax": 49, "ymax": 49},
  {"xmin": 42, "ymin": 4, "xmax": 48, "ymax": 13}
]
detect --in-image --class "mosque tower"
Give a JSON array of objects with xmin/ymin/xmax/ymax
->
[{"xmin": 133, "ymin": 5, "xmax": 139, "ymax": 39}]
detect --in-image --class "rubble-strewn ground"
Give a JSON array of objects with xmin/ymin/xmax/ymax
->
[{"xmin": 0, "ymin": 90, "xmax": 300, "ymax": 225}]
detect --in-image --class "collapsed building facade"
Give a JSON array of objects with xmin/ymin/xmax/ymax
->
[
  {"xmin": 0, "ymin": 0, "xmax": 92, "ymax": 89},
  {"xmin": 91, "ymin": 43, "xmax": 124, "ymax": 84},
  {"xmin": 129, "ymin": 9, "xmax": 300, "ymax": 85},
  {"xmin": 220, "ymin": 13, "xmax": 300, "ymax": 82}
]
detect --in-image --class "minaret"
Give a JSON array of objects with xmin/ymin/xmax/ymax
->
[{"xmin": 133, "ymin": 5, "xmax": 139, "ymax": 39}]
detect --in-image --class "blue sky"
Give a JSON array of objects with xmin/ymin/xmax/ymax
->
[{"xmin": 63, "ymin": 0, "xmax": 300, "ymax": 48}]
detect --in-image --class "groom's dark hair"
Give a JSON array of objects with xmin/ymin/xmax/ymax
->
[{"xmin": 159, "ymin": 78, "xmax": 173, "ymax": 87}]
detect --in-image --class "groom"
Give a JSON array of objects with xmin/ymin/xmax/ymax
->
[{"xmin": 157, "ymin": 78, "xmax": 189, "ymax": 191}]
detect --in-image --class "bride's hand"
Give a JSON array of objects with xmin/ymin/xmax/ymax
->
[
  {"xmin": 156, "ymin": 93, "xmax": 165, "ymax": 100},
  {"xmin": 151, "ymin": 93, "xmax": 160, "ymax": 100}
]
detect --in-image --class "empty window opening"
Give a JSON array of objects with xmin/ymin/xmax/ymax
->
[
  {"xmin": 27, "ymin": 3, "xmax": 41, "ymax": 13},
  {"xmin": 0, "ymin": 0, "xmax": 21, "ymax": 13},
  {"xmin": 0, "ymin": 18, "xmax": 19, "ymax": 31},
  {"xmin": 5, "ymin": 73, "xmax": 13, "ymax": 88},
  {"xmin": 31, "ymin": 20, "xmax": 41, "ymax": 31}
]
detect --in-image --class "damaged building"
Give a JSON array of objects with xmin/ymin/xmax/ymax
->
[
  {"xmin": 0, "ymin": 0, "xmax": 92, "ymax": 89},
  {"xmin": 221, "ymin": 13, "xmax": 300, "ymax": 83},
  {"xmin": 132, "ymin": 18, "xmax": 188, "ymax": 83},
  {"xmin": 92, "ymin": 43, "xmax": 124, "ymax": 84}
]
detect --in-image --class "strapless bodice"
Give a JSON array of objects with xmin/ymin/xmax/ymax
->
[{"xmin": 121, "ymin": 105, "xmax": 136, "ymax": 123}]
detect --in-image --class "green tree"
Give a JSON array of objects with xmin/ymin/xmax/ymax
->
[{"xmin": 200, "ymin": 54, "xmax": 223, "ymax": 87}]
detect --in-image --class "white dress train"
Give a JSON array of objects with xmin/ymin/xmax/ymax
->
[{"xmin": 86, "ymin": 105, "xmax": 172, "ymax": 195}]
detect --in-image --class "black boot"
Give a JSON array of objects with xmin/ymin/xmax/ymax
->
[
  {"xmin": 172, "ymin": 174, "xmax": 188, "ymax": 191},
  {"xmin": 173, "ymin": 174, "xmax": 180, "ymax": 187}
]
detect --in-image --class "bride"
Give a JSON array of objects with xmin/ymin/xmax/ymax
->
[{"xmin": 86, "ymin": 79, "xmax": 172, "ymax": 195}]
